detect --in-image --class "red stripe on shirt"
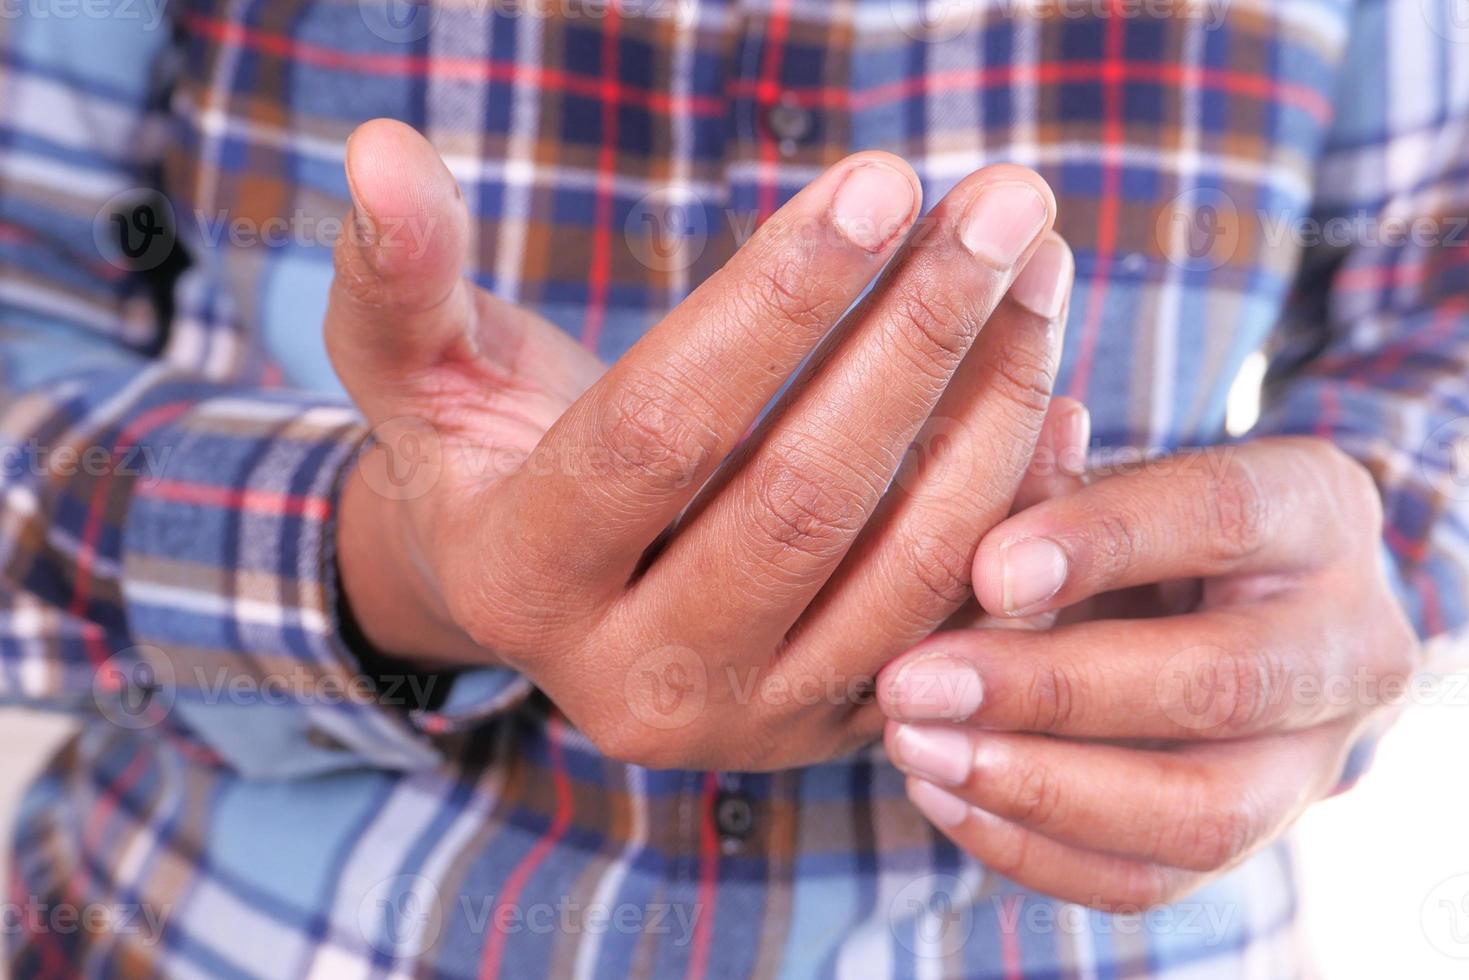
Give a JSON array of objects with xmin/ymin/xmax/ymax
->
[
  {"xmin": 141, "ymin": 479, "xmax": 331, "ymax": 521},
  {"xmin": 1066, "ymin": 7, "xmax": 1128, "ymax": 401},
  {"xmin": 579, "ymin": 6, "xmax": 623, "ymax": 352},
  {"xmin": 478, "ymin": 712, "xmax": 575, "ymax": 980},
  {"xmin": 684, "ymin": 771, "xmax": 721, "ymax": 980}
]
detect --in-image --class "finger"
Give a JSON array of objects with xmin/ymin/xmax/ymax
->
[
  {"xmin": 1011, "ymin": 396, "xmax": 1089, "ymax": 512},
  {"xmin": 781, "ymin": 248, "xmax": 1074, "ymax": 675},
  {"xmin": 886, "ymin": 720, "xmax": 1348, "ymax": 871},
  {"xmin": 904, "ymin": 778, "xmax": 1205, "ymax": 911},
  {"xmin": 487, "ymin": 153, "xmax": 922, "ymax": 587},
  {"xmin": 638, "ymin": 168, "xmax": 1057, "ymax": 655},
  {"xmin": 973, "ymin": 438, "xmax": 1380, "ymax": 618},
  {"xmin": 877, "ymin": 597, "xmax": 1381, "ymax": 737},
  {"xmin": 938, "ymin": 398, "xmax": 1089, "ymax": 633},
  {"xmin": 325, "ymin": 118, "xmax": 478, "ymax": 424}
]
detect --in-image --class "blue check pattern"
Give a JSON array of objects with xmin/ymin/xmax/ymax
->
[{"xmin": 0, "ymin": 0, "xmax": 1466, "ymax": 976}]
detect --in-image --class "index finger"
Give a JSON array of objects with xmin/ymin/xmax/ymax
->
[{"xmin": 972, "ymin": 438, "xmax": 1380, "ymax": 617}]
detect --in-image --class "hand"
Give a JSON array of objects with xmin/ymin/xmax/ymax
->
[
  {"xmin": 876, "ymin": 437, "xmax": 1419, "ymax": 908},
  {"xmin": 332, "ymin": 120, "xmax": 1078, "ymax": 770}
]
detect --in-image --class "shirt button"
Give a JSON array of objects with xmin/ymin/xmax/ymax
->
[
  {"xmin": 764, "ymin": 96, "xmax": 814, "ymax": 156},
  {"xmin": 305, "ymin": 727, "xmax": 350, "ymax": 752},
  {"xmin": 714, "ymin": 790, "xmax": 756, "ymax": 842}
]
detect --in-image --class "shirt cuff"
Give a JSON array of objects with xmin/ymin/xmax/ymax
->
[{"xmin": 119, "ymin": 387, "xmax": 530, "ymax": 777}]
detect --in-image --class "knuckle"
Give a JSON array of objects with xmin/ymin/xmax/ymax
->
[
  {"xmin": 1372, "ymin": 608, "xmax": 1421, "ymax": 701},
  {"xmin": 1212, "ymin": 640, "xmax": 1282, "ymax": 736},
  {"xmin": 595, "ymin": 372, "xmax": 720, "ymax": 493},
  {"xmin": 885, "ymin": 289, "xmax": 979, "ymax": 382},
  {"xmin": 1111, "ymin": 864, "xmax": 1184, "ymax": 910},
  {"xmin": 742, "ymin": 703, "xmax": 800, "ymax": 766},
  {"xmin": 987, "ymin": 338, "xmax": 1057, "ymax": 418},
  {"xmin": 1202, "ymin": 457, "xmax": 1269, "ymax": 564},
  {"xmin": 983, "ymin": 822, "xmax": 1032, "ymax": 881},
  {"xmin": 902, "ymin": 528, "xmax": 976, "ymax": 610},
  {"xmin": 332, "ymin": 238, "xmax": 461, "ymax": 319},
  {"xmin": 1092, "ymin": 513, "xmax": 1143, "ymax": 579},
  {"xmin": 1171, "ymin": 797, "xmax": 1257, "ymax": 871},
  {"xmin": 585, "ymin": 716, "xmax": 695, "ymax": 770},
  {"xmin": 747, "ymin": 446, "xmax": 870, "ymax": 564},
  {"xmin": 741, "ymin": 253, "xmax": 838, "ymax": 335},
  {"xmin": 1384, "ymin": 619, "xmax": 1421, "ymax": 680},
  {"xmin": 1324, "ymin": 442, "xmax": 1384, "ymax": 534},
  {"xmin": 1025, "ymin": 660, "xmax": 1084, "ymax": 731},
  {"xmin": 1006, "ymin": 757, "xmax": 1064, "ymax": 829},
  {"xmin": 332, "ymin": 237, "xmax": 393, "ymax": 306}
]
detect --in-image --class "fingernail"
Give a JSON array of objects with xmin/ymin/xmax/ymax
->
[
  {"xmin": 887, "ymin": 655, "xmax": 983, "ymax": 720},
  {"xmin": 892, "ymin": 725, "xmax": 973, "ymax": 787},
  {"xmin": 959, "ymin": 181, "xmax": 1049, "ymax": 267},
  {"xmin": 909, "ymin": 779, "xmax": 971, "ymax": 828},
  {"xmin": 832, "ymin": 162, "xmax": 916, "ymax": 252},
  {"xmin": 349, "ymin": 205, "xmax": 377, "ymax": 251},
  {"xmin": 1009, "ymin": 235, "xmax": 1073, "ymax": 318},
  {"xmin": 1000, "ymin": 537, "xmax": 1067, "ymax": 613},
  {"xmin": 1060, "ymin": 405, "xmax": 1091, "ymax": 477},
  {"xmin": 343, "ymin": 135, "xmax": 377, "ymax": 247}
]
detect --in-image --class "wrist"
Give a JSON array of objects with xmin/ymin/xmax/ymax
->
[{"xmin": 337, "ymin": 450, "xmax": 488, "ymax": 668}]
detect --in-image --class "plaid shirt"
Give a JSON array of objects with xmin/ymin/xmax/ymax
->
[{"xmin": 1, "ymin": 0, "xmax": 1466, "ymax": 976}]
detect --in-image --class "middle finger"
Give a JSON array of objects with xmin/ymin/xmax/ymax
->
[
  {"xmin": 885, "ymin": 720, "xmax": 1350, "ymax": 871},
  {"xmin": 877, "ymin": 598, "xmax": 1363, "ymax": 739}
]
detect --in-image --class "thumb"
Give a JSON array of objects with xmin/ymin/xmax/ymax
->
[
  {"xmin": 938, "ymin": 398, "xmax": 1091, "ymax": 633},
  {"xmin": 326, "ymin": 118, "xmax": 474, "ymax": 423}
]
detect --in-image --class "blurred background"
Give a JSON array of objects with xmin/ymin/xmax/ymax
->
[
  {"xmin": 1, "ymin": 658, "xmax": 1467, "ymax": 976},
  {"xmin": 1293, "ymin": 654, "xmax": 1469, "ymax": 978}
]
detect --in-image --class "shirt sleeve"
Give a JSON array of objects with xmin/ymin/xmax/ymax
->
[
  {"xmin": 0, "ymin": 5, "xmax": 531, "ymax": 778},
  {"xmin": 1251, "ymin": 3, "xmax": 1469, "ymax": 789}
]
